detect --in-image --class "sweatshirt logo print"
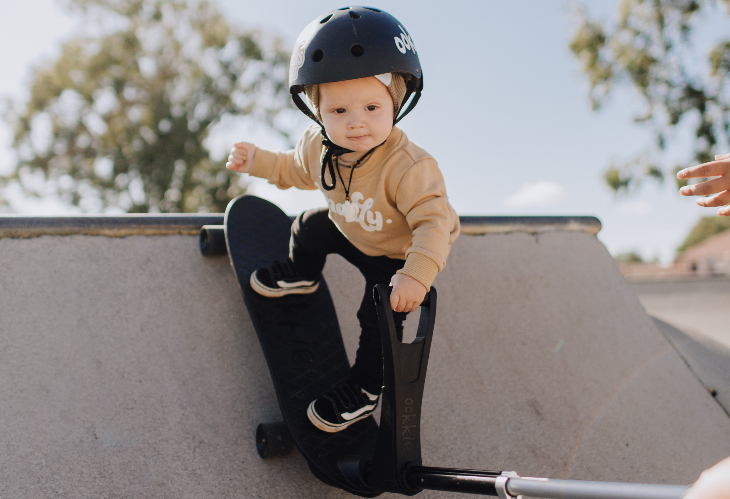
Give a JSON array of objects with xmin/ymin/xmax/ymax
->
[{"xmin": 328, "ymin": 192, "xmax": 384, "ymax": 232}]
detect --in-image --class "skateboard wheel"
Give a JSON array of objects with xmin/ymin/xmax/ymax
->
[
  {"xmin": 199, "ymin": 225, "xmax": 226, "ymax": 256},
  {"xmin": 256, "ymin": 422, "xmax": 293, "ymax": 459}
]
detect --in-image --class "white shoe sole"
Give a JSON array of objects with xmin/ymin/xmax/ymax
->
[
  {"xmin": 306, "ymin": 401, "xmax": 375, "ymax": 433},
  {"xmin": 249, "ymin": 272, "xmax": 319, "ymax": 298}
]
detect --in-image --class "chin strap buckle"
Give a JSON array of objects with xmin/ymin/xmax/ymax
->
[{"xmin": 495, "ymin": 471, "xmax": 522, "ymax": 499}]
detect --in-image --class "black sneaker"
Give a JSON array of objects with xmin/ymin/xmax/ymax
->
[
  {"xmin": 249, "ymin": 259, "xmax": 319, "ymax": 298},
  {"xmin": 307, "ymin": 378, "xmax": 380, "ymax": 433}
]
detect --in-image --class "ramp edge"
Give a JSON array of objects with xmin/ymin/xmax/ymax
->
[{"xmin": 0, "ymin": 214, "xmax": 601, "ymax": 238}]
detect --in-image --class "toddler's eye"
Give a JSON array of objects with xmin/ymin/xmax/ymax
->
[
  {"xmin": 366, "ymin": 105, "xmax": 378, "ymax": 111},
  {"xmin": 335, "ymin": 108, "xmax": 346, "ymax": 114}
]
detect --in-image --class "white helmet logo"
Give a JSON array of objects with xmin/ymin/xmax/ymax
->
[
  {"xmin": 289, "ymin": 19, "xmax": 319, "ymax": 83},
  {"xmin": 290, "ymin": 39, "xmax": 306, "ymax": 82},
  {"xmin": 394, "ymin": 25, "xmax": 416, "ymax": 55}
]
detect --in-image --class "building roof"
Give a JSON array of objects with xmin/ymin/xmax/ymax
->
[{"xmin": 681, "ymin": 228, "xmax": 730, "ymax": 263}]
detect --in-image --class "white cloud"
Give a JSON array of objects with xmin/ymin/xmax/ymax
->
[{"xmin": 504, "ymin": 181, "xmax": 566, "ymax": 208}]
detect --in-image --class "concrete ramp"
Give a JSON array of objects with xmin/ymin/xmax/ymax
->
[{"xmin": 0, "ymin": 215, "xmax": 728, "ymax": 498}]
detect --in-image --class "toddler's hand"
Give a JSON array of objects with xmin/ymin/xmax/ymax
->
[
  {"xmin": 226, "ymin": 142, "xmax": 256, "ymax": 173},
  {"xmin": 677, "ymin": 153, "xmax": 730, "ymax": 216},
  {"xmin": 389, "ymin": 273, "xmax": 427, "ymax": 313}
]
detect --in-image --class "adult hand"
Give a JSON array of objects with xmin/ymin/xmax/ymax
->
[
  {"xmin": 389, "ymin": 273, "xmax": 427, "ymax": 313},
  {"xmin": 683, "ymin": 456, "xmax": 730, "ymax": 499},
  {"xmin": 226, "ymin": 142, "xmax": 256, "ymax": 173},
  {"xmin": 677, "ymin": 153, "xmax": 730, "ymax": 216}
]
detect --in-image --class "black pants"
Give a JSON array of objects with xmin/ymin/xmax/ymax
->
[{"xmin": 289, "ymin": 208, "xmax": 408, "ymax": 394}]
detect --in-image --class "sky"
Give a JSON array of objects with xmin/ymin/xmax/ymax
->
[{"xmin": 0, "ymin": 0, "xmax": 728, "ymax": 264}]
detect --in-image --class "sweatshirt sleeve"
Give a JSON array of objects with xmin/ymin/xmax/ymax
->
[
  {"xmin": 247, "ymin": 132, "xmax": 318, "ymax": 191},
  {"xmin": 394, "ymin": 158, "xmax": 460, "ymax": 289}
]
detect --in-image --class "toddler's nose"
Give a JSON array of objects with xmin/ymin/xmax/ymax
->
[{"xmin": 347, "ymin": 111, "xmax": 366, "ymax": 128}]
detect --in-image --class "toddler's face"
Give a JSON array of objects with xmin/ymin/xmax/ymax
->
[{"xmin": 319, "ymin": 77, "xmax": 394, "ymax": 155}]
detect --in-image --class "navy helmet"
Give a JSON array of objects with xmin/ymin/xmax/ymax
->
[{"xmin": 289, "ymin": 6, "xmax": 423, "ymax": 126}]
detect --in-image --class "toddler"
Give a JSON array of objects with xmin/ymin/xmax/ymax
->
[{"xmin": 226, "ymin": 6, "xmax": 459, "ymax": 433}]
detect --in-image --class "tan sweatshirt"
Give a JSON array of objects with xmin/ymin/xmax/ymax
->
[{"xmin": 249, "ymin": 125, "xmax": 460, "ymax": 289}]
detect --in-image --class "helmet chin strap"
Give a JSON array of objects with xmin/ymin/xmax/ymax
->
[
  {"xmin": 394, "ymin": 75, "xmax": 423, "ymax": 125},
  {"xmin": 320, "ymin": 137, "xmax": 353, "ymax": 191},
  {"xmin": 291, "ymin": 92, "xmax": 351, "ymax": 191}
]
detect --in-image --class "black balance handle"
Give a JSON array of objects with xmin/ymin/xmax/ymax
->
[
  {"xmin": 366, "ymin": 285, "xmax": 437, "ymax": 495},
  {"xmin": 406, "ymin": 466, "xmax": 502, "ymax": 496}
]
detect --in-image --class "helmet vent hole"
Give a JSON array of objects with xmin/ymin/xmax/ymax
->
[
  {"xmin": 350, "ymin": 44, "xmax": 365, "ymax": 57},
  {"xmin": 349, "ymin": 11, "xmax": 360, "ymax": 19},
  {"xmin": 312, "ymin": 49, "xmax": 324, "ymax": 62},
  {"xmin": 363, "ymin": 7, "xmax": 381, "ymax": 12},
  {"xmin": 320, "ymin": 14, "xmax": 332, "ymax": 24},
  {"xmin": 338, "ymin": 6, "xmax": 351, "ymax": 10}
]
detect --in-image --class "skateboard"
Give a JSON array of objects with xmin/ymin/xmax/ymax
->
[{"xmin": 203, "ymin": 195, "xmax": 380, "ymax": 496}]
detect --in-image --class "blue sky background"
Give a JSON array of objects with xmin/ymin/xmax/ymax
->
[{"xmin": 1, "ymin": 0, "xmax": 728, "ymax": 264}]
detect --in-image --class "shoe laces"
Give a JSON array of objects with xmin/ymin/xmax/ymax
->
[
  {"xmin": 268, "ymin": 259, "xmax": 297, "ymax": 281},
  {"xmin": 325, "ymin": 379, "xmax": 368, "ymax": 413}
]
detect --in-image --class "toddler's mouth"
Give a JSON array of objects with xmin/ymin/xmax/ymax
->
[{"xmin": 348, "ymin": 135, "xmax": 370, "ymax": 142}]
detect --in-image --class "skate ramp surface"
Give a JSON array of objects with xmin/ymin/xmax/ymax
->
[{"xmin": 0, "ymin": 213, "xmax": 728, "ymax": 498}]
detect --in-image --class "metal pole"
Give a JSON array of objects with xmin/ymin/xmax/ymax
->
[
  {"xmin": 406, "ymin": 467, "xmax": 690, "ymax": 499},
  {"xmin": 506, "ymin": 477, "xmax": 689, "ymax": 499}
]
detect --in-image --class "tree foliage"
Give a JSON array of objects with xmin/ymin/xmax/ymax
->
[
  {"xmin": 570, "ymin": 0, "xmax": 730, "ymax": 194},
  {"xmin": 2, "ymin": 0, "xmax": 295, "ymax": 213},
  {"xmin": 676, "ymin": 215, "xmax": 730, "ymax": 252},
  {"xmin": 614, "ymin": 251, "xmax": 645, "ymax": 263}
]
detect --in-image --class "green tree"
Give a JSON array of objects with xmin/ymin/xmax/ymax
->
[
  {"xmin": 614, "ymin": 251, "xmax": 645, "ymax": 263},
  {"xmin": 2, "ymin": 0, "xmax": 296, "ymax": 213},
  {"xmin": 570, "ymin": 0, "xmax": 730, "ymax": 194},
  {"xmin": 677, "ymin": 215, "xmax": 730, "ymax": 252}
]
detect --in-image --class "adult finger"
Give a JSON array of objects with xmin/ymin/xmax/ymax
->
[
  {"xmin": 680, "ymin": 176, "xmax": 730, "ymax": 196},
  {"xmin": 677, "ymin": 160, "xmax": 729, "ymax": 180},
  {"xmin": 716, "ymin": 153, "xmax": 730, "ymax": 160},
  {"xmin": 697, "ymin": 190, "xmax": 730, "ymax": 208}
]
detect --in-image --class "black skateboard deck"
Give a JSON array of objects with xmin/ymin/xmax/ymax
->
[{"xmin": 224, "ymin": 195, "xmax": 379, "ymax": 497}]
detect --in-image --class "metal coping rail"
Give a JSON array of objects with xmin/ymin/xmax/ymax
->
[{"xmin": 0, "ymin": 214, "xmax": 601, "ymax": 239}]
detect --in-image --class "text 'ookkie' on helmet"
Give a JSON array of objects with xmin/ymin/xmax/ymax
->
[{"xmin": 288, "ymin": 6, "xmax": 424, "ymax": 128}]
